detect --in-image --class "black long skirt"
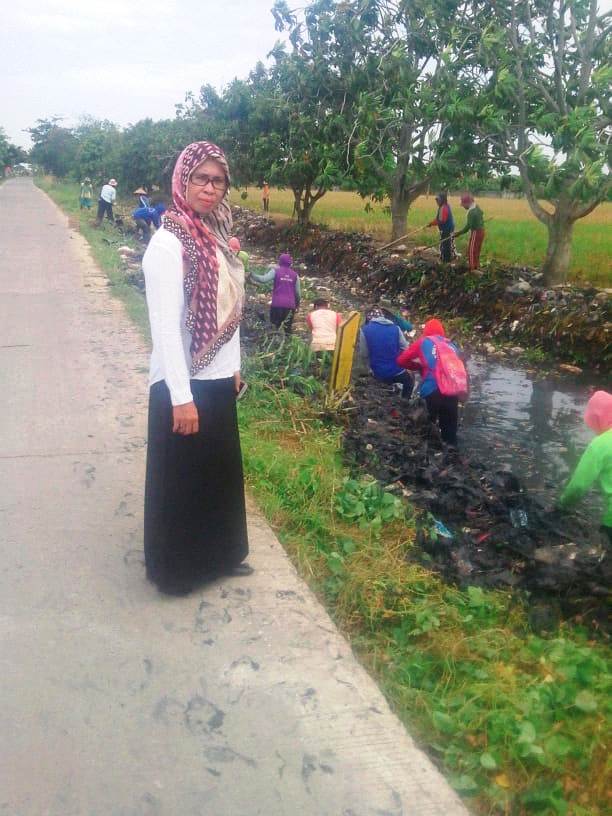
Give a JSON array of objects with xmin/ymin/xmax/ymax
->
[{"xmin": 144, "ymin": 378, "xmax": 249, "ymax": 591}]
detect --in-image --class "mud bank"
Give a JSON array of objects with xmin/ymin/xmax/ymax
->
[
  {"xmin": 342, "ymin": 376, "xmax": 610, "ymax": 629},
  {"xmin": 232, "ymin": 207, "xmax": 611, "ymax": 372}
]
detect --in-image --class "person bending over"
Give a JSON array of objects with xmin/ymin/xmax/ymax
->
[{"xmin": 359, "ymin": 306, "xmax": 413, "ymax": 398}]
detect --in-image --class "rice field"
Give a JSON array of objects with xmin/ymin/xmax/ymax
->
[{"xmin": 236, "ymin": 188, "xmax": 612, "ymax": 286}]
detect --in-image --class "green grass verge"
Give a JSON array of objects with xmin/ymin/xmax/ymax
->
[{"xmin": 41, "ymin": 177, "xmax": 611, "ymax": 816}]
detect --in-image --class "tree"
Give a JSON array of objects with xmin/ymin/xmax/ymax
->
[
  {"xmin": 474, "ymin": 0, "xmax": 611, "ymax": 283},
  {"xmin": 119, "ymin": 118, "xmax": 184, "ymax": 194},
  {"xmin": 73, "ymin": 117, "xmax": 122, "ymax": 183},
  {"xmin": 274, "ymin": 0, "xmax": 483, "ymax": 239},
  {"xmin": 0, "ymin": 128, "xmax": 27, "ymax": 168},
  {"xmin": 27, "ymin": 117, "xmax": 78, "ymax": 177}
]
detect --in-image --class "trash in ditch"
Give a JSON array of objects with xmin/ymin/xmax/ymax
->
[
  {"xmin": 432, "ymin": 519, "xmax": 454, "ymax": 540},
  {"xmin": 342, "ymin": 376, "xmax": 611, "ymax": 629},
  {"xmin": 509, "ymin": 508, "xmax": 529, "ymax": 528}
]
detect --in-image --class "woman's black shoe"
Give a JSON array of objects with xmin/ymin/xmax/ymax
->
[
  {"xmin": 227, "ymin": 562, "xmax": 254, "ymax": 577},
  {"xmin": 157, "ymin": 581, "xmax": 193, "ymax": 596}
]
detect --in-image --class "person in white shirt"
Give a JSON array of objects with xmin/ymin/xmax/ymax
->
[
  {"xmin": 142, "ymin": 141, "xmax": 251, "ymax": 595},
  {"xmin": 307, "ymin": 298, "xmax": 342, "ymax": 352},
  {"xmin": 95, "ymin": 178, "xmax": 117, "ymax": 224}
]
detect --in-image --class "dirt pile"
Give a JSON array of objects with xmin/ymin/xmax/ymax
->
[
  {"xmin": 232, "ymin": 206, "xmax": 611, "ymax": 371},
  {"xmin": 343, "ymin": 376, "xmax": 610, "ymax": 623}
]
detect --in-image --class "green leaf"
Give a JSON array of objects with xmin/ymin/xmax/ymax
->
[
  {"xmin": 574, "ymin": 690, "xmax": 597, "ymax": 713},
  {"xmin": 432, "ymin": 710, "xmax": 457, "ymax": 734},
  {"xmin": 545, "ymin": 735, "xmax": 572, "ymax": 758},
  {"xmin": 518, "ymin": 721, "xmax": 537, "ymax": 743},
  {"xmin": 451, "ymin": 774, "xmax": 479, "ymax": 794},
  {"xmin": 480, "ymin": 752, "xmax": 497, "ymax": 770}
]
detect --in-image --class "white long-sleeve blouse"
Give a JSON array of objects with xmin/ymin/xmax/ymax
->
[{"xmin": 142, "ymin": 227, "xmax": 240, "ymax": 406}]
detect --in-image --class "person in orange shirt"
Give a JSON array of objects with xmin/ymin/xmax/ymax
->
[{"xmin": 262, "ymin": 181, "xmax": 270, "ymax": 213}]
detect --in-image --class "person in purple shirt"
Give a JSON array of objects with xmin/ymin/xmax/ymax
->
[{"xmin": 250, "ymin": 252, "xmax": 301, "ymax": 333}]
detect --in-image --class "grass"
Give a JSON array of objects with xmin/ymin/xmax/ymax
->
[
  {"xmin": 238, "ymin": 187, "xmax": 612, "ymax": 287},
  {"xmin": 39, "ymin": 176, "xmax": 611, "ymax": 816}
]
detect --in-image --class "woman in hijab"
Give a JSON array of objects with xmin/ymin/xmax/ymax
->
[
  {"xmin": 558, "ymin": 390, "xmax": 612, "ymax": 543},
  {"xmin": 142, "ymin": 141, "xmax": 251, "ymax": 595}
]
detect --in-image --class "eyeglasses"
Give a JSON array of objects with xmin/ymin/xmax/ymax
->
[{"xmin": 190, "ymin": 172, "xmax": 228, "ymax": 191}]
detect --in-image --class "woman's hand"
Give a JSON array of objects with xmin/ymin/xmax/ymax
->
[
  {"xmin": 234, "ymin": 371, "xmax": 241, "ymax": 394},
  {"xmin": 172, "ymin": 401, "xmax": 199, "ymax": 435}
]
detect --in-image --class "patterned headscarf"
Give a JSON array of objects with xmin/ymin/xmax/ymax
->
[
  {"xmin": 365, "ymin": 306, "xmax": 385, "ymax": 322},
  {"xmin": 163, "ymin": 141, "xmax": 244, "ymax": 375}
]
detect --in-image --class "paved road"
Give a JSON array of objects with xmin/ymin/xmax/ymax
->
[{"xmin": 0, "ymin": 179, "xmax": 468, "ymax": 816}]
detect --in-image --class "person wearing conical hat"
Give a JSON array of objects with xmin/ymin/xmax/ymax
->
[{"xmin": 133, "ymin": 187, "xmax": 150, "ymax": 208}]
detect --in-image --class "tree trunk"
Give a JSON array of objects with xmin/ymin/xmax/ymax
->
[
  {"xmin": 542, "ymin": 214, "xmax": 574, "ymax": 285},
  {"xmin": 297, "ymin": 199, "xmax": 315, "ymax": 226},
  {"xmin": 293, "ymin": 187, "xmax": 323, "ymax": 226},
  {"xmin": 390, "ymin": 193, "xmax": 411, "ymax": 241}
]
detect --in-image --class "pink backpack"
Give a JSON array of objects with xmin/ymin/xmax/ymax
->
[{"xmin": 431, "ymin": 337, "xmax": 469, "ymax": 401}]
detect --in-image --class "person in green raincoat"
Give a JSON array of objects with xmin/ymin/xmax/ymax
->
[{"xmin": 558, "ymin": 390, "xmax": 612, "ymax": 543}]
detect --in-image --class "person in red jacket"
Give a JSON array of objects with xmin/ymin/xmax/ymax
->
[
  {"xmin": 396, "ymin": 318, "xmax": 463, "ymax": 446},
  {"xmin": 427, "ymin": 192, "xmax": 455, "ymax": 263}
]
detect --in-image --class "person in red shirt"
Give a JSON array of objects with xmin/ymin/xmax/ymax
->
[
  {"xmin": 396, "ymin": 318, "xmax": 463, "ymax": 446},
  {"xmin": 427, "ymin": 193, "xmax": 455, "ymax": 263}
]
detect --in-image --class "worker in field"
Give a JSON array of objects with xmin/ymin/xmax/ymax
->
[
  {"xmin": 307, "ymin": 298, "xmax": 343, "ymax": 352},
  {"xmin": 228, "ymin": 237, "xmax": 250, "ymax": 275},
  {"xmin": 557, "ymin": 390, "xmax": 612, "ymax": 544},
  {"xmin": 396, "ymin": 318, "xmax": 468, "ymax": 446},
  {"xmin": 132, "ymin": 201, "xmax": 166, "ymax": 242},
  {"xmin": 95, "ymin": 178, "xmax": 118, "ymax": 224},
  {"xmin": 250, "ymin": 253, "xmax": 301, "ymax": 333},
  {"xmin": 133, "ymin": 187, "xmax": 150, "ymax": 208},
  {"xmin": 358, "ymin": 306, "xmax": 413, "ymax": 399},
  {"xmin": 262, "ymin": 181, "xmax": 270, "ymax": 213},
  {"xmin": 381, "ymin": 306, "xmax": 414, "ymax": 337},
  {"xmin": 454, "ymin": 194, "xmax": 485, "ymax": 270},
  {"xmin": 427, "ymin": 192, "xmax": 456, "ymax": 263},
  {"xmin": 79, "ymin": 177, "xmax": 93, "ymax": 210}
]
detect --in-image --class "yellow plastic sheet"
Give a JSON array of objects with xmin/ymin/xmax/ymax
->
[{"xmin": 328, "ymin": 311, "xmax": 361, "ymax": 396}]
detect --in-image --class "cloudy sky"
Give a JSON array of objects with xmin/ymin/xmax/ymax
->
[
  {"xmin": 5, "ymin": 1, "xmax": 611, "ymax": 150},
  {"xmin": 3, "ymin": 0, "xmax": 285, "ymax": 148}
]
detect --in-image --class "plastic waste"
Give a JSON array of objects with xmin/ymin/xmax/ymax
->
[
  {"xmin": 433, "ymin": 519, "xmax": 454, "ymax": 539},
  {"xmin": 509, "ymin": 509, "xmax": 529, "ymax": 528}
]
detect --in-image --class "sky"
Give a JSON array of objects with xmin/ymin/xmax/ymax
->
[
  {"xmin": 5, "ymin": 0, "xmax": 611, "ymax": 151},
  {"xmin": 3, "ymin": 0, "xmax": 286, "ymax": 148}
]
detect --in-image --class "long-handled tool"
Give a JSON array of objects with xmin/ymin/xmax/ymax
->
[
  {"xmin": 378, "ymin": 217, "xmax": 493, "ymax": 256},
  {"xmin": 376, "ymin": 224, "xmax": 431, "ymax": 253}
]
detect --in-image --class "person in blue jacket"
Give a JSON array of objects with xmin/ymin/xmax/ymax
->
[
  {"xmin": 133, "ymin": 202, "xmax": 166, "ymax": 242},
  {"xmin": 358, "ymin": 306, "xmax": 413, "ymax": 398}
]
